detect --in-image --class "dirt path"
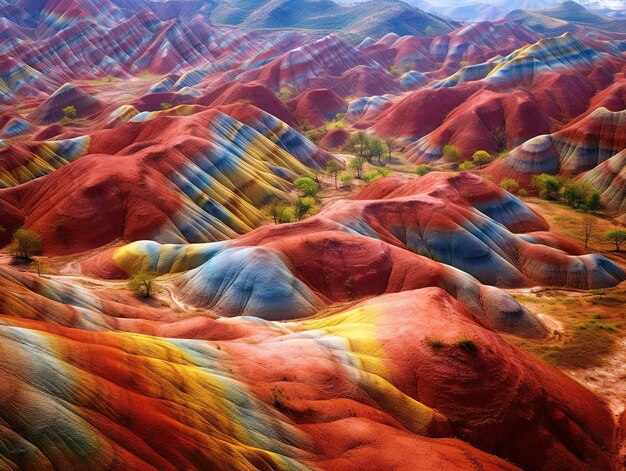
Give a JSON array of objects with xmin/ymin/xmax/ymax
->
[
  {"xmin": 45, "ymin": 273, "xmax": 123, "ymax": 286},
  {"xmin": 161, "ymin": 284, "xmax": 192, "ymax": 312}
]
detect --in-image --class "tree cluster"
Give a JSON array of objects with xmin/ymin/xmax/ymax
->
[
  {"xmin": 532, "ymin": 174, "xmax": 601, "ymax": 211},
  {"xmin": 346, "ymin": 132, "xmax": 393, "ymax": 165}
]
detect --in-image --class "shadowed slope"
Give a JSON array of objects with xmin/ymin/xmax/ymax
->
[
  {"xmin": 27, "ymin": 83, "xmax": 105, "ymax": 124},
  {"xmin": 582, "ymin": 149, "xmax": 626, "ymax": 216},
  {"xmin": 487, "ymin": 107, "xmax": 626, "ymax": 185}
]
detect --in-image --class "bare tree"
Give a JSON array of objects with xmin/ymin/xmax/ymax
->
[{"xmin": 581, "ymin": 215, "xmax": 597, "ymax": 249}]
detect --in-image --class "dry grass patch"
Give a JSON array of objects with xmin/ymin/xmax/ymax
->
[
  {"xmin": 524, "ymin": 197, "xmax": 626, "ymax": 266},
  {"xmin": 506, "ymin": 287, "xmax": 625, "ymax": 370}
]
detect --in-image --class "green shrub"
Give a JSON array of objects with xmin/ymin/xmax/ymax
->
[
  {"xmin": 340, "ymin": 172, "xmax": 352, "ymax": 188},
  {"xmin": 471, "ymin": 150, "xmax": 492, "ymax": 167},
  {"xmin": 326, "ymin": 119, "xmax": 345, "ymax": 130},
  {"xmin": 442, "ymin": 144, "xmax": 461, "ymax": 163},
  {"xmin": 458, "ymin": 161, "xmax": 475, "ymax": 171},
  {"xmin": 11, "ymin": 228, "xmax": 42, "ymax": 260},
  {"xmin": 294, "ymin": 176, "xmax": 320, "ymax": 198},
  {"xmin": 363, "ymin": 167, "xmax": 391, "ymax": 184},
  {"xmin": 416, "ymin": 164, "xmax": 433, "ymax": 176},
  {"xmin": 62, "ymin": 105, "xmax": 77, "ymax": 120},
  {"xmin": 388, "ymin": 64, "xmax": 409, "ymax": 75},
  {"xmin": 589, "ymin": 296, "xmax": 621, "ymax": 307},
  {"xmin": 500, "ymin": 178, "xmax": 519, "ymax": 194},
  {"xmin": 276, "ymin": 87, "xmax": 295, "ymax": 100},
  {"xmin": 128, "ymin": 271, "xmax": 157, "ymax": 298}
]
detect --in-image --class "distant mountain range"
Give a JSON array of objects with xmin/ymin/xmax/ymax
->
[
  {"xmin": 337, "ymin": 0, "xmax": 626, "ymax": 22},
  {"xmin": 506, "ymin": 0, "xmax": 626, "ymax": 33},
  {"xmin": 0, "ymin": 0, "xmax": 458, "ymax": 40},
  {"xmin": 208, "ymin": 0, "xmax": 459, "ymax": 39},
  {"xmin": 3, "ymin": 0, "xmax": 620, "ymax": 40}
]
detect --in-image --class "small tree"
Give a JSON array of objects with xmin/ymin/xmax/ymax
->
[
  {"xmin": 346, "ymin": 133, "xmax": 358, "ymax": 155},
  {"xmin": 349, "ymin": 131, "xmax": 370, "ymax": 158},
  {"xmin": 294, "ymin": 197, "xmax": 313, "ymax": 221},
  {"xmin": 11, "ymin": 228, "xmax": 42, "ymax": 261},
  {"xmin": 471, "ymin": 150, "xmax": 492, "ymax": 168},
  {"xmin": 563, "ymin": 179, "xmax": 593, "ymax": 208},
  {"xmin": 383, "ymin": 136, "xmax": 396, "ymax": 159},
  {"xmin": 586, "ymin": 191, "xmax": 602, "ymax": 214},
  {"xmin": 293, "ymin": 176, "xmax": 320, "ymax": 198},
  {"xmin": 348, "ymin": 157, "xmax": 365, "ymax": 179},
  {"xmin": 604, "ymin": 229, "xmax": 626, "ymax": 252},
  {"xmin": 128, "ymin": 271, "xmax": 157, "ymax": 298},
  {"xmin": 442, "ymin": 144, "xmax": 461, "ymax": 163},
  {"xmin": 581, "ymin": 215, "xmax": 597, "ymax": 249},
  {"xmin": 500, "ymin": 178, "xmax": 519, "ymax": 194},
  {"xmin": 160, "ymin": 102, "xmax": 173, "ymax": 110},
  {"xmin": 32, "ymin": 258, "xmax": 48, "ymax": 277},
  {"xmin": 340, "ymin": 172, "xmax": 352, "ymax": 189},
  {"xmin": 326, "ymin": 160, "xmax": 342, "ymax": 189},
  {"xmin": 532, "ymin": 174, "xmax": 563, "ymax": 200},
  {"xmin": 368, "ymin": 138, "xmax": 386, "ymax": 164},
  {"xmin": 63, "ymin": 105, "xmax": 77, "ymax": 120},
  {"xmin": 268, "ymin": 201, "xmax": 287, "ymax": 224}
]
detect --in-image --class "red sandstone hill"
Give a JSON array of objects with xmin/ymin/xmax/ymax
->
[
  {"xmin": 0, "ymin": 107, "xmax": 333, "ymax": 254},
  {"xmin": 287, "ymin": 89, "xmax": 347, "ymax": 129}
]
